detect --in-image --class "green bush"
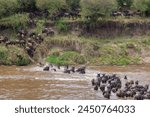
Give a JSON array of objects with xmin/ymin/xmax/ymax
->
[
  {"xmin": 66, "ymin": 0, "xmax": 80, "ymax": 11},
  {"xmin": 8, "ymin": 46, "xmax": 30, "ymax": 66},
  {"xmin": 80, "ymin": 0, "xmax": 117, "ymax": 22},
  {"xmin": 99, "ymin": 55, "xmax": 140, "ymax": 65},
  {"xmin": 0, "ymin": 13, "xmax": 29, "ymax": 30},
  {"xmin": 0, "ymin": 46, "xmax": 9, "ymax": 65},
  {"xmin": 34, "ymin": 19, "xmax": 46, "ymax": 33},
  {"xmin": 0, "ymin": 0, "xmax": 18, "ymax": 18},
  {"xmin": 17, "ymin": 0, "xmax": 37, "ymax": 12},
  {"xmin": 47, "ymin": 56, "xmax": 70, "ymax": 65},
  {"xmin": 47, "ymin": 51, "xmax": 86, "ymax": 65},
  {"xmin": 36, "ymin": 0, "xmax": 66, "ymax": 16},
  {"xmin": 117, "ymin": 0, "xmax": 133, "ymax": 10},
  {"xmin": 144, "ymin": 0, "xmax": 150, "ymax": 16},
  {"xmin": 0, "ymin": 45, "xmax": 30, "ymax": 66},
  {"xmin": 59, "ymin": 51, "xmax": 86, "ymax": 64},
  {"xmin": 133, "ymin": 0, "xmax": 150, "ymax": 16},
  {"xmin": 16, "ymin": 55, "xmax": 30, "ymax": 66},
  {"xmin": 133, "ymin": 0, "xmax": 147, "ymax": 12},
  {"xmin": 56, "ymin": 20, "xmax": 70, "ymax": 32}
]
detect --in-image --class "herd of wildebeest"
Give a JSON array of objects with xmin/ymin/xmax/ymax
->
[
  {"xmin": 0, "ymin": 28, "xmax": 54, "ymax": 58},
  {"xmin": 0, "ymin": 13, "xmax": 55, "ymax": 58},
  {"xmin": 42, "ymin": 63, "xmax": 150, "ymax": 100},
  {"xmin": 0, "ymin": 8, "xmax": 146, "ymax": 58},
  {"xmin": 33, "ymin": 8, "xmax": 145, "ymax": 20},
  {"xmin": 91, "ymin": 73, "xmax": 150, "ymax": 100},
  {"xmin": 0, "ymin": 9, "xmax": 150, "ymax": 100}
]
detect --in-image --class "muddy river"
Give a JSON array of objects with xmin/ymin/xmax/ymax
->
[{"xmin": 0, "ymin": 65, "xmax": 150, "ymax": 100}]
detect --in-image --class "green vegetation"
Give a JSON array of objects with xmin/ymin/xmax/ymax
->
[
  {"xmin": 47, "ymin": 51, "xmax": 86, "ymax": 65},
  {"xmin": 133, "ymin": 0, "xmax": 147, "ymax": 12},
  {"xmin": 117, "ymin": 0, "xmax": 133, "ymax": 9},
  {"xmin": 80, "ymin": 0, "xmax": 117, "ymax": 22},
  {"xmin": 55, "ymin": 20, "xmax": 71, "ymax": 32},
  {"xmin": 36, "ymin": 0, "xmax": 66, "ymax": 16},
  {"xmin": 66, "ymin": 0, "xmax": 80, "ymax": 11},
  {"xmin": 0, "ymin": 0, "xmax": 150, "ymax": 66},
  {"xmin": 1, "ymin": 0, "xmax": 150, "ymax": 21},
  {"xmin": 0, "ymin": 13, "xmax": 29, "ymax": 30},
  {"xmin": 0, "ymin": 45, "xmax": 30, "ymax": 66},
  {"xmin": 17, "ymin": 0, "xmax": 36, "ymax": 12},
  {"xmin": 0, "ymin": 0, "xmax": 18, "ymax": 18},
  {"xmin": 0, "ymin": 46, "xmax": 9, "ymax": 64},
  {"xmin": 37, "ymin": 35, "xmax": 150, "ymax": 66},
  {"xmin": 34, "ymin": 19, "xmax": 46, "ymax": 34},
  {"xmin": 144, "ymin": 0, "xmax": 150, "ymax": 16}
]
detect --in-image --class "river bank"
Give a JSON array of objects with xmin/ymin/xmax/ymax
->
[
  {"xmin": 1, "ymin": 34, "xmax": 150, "ymax": 66},
  {"xmin": 1, "ymin": 18, "xmax": 150, "ymax": 66}
]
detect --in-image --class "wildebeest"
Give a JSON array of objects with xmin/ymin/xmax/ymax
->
[
  {"xmin": 42, "ymin": 28, "xmax": 55, "ymax": 36},
  {"xmin": 76, "ymin": 66, "xmax": 86, "ymax": 74}
]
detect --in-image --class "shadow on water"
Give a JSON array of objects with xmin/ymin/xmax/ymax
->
[{"xmin": 0, "ymin": 65, "xmax": 150, "ymax": 100}]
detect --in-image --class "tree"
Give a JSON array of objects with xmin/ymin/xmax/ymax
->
[
  {"xmin": 66, "ymin": 0, "xmax": 80, "ymax": 11},
  {"xmin": 17, "ymin": 0, "xmax": 37, "ymax": 12},
  {"xmin": 144, "ymin": 0, "xmax": 150, "ymax": 16},
  {"xmin": 36, "ymin": 0, "xmax": 66, "ymax": 16},
  {"xmin": 80, "ymin": 0, "xmax": 117, "ymax": 22},
  {"xmin": 117, "ymin": 0, "xmax": 133, "ymax": 10},
  {"xmin": 0, "ymin": 0, "xmax": 18, "ymax": 18},
  {"xmin": 133, "ymin": 0, "xmax": 150, "ymax": 16},
  {"xmin": 133, "ymin": 0, "xmax": 147, "ymax": 11}
]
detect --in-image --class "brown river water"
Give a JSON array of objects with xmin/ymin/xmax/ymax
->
[{"xmin": 0, "ymin": 65, "xmax": 150, "ymax": 100}]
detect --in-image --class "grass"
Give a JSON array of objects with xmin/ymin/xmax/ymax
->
[
  {"xmin": 0, "ymin": 32, "xmax": 149, "ymax": 66},
  {"xmin": 39, "ymin": 34, "xmax": 150, "ymax": 66},
  {"xmin": 102, "ymin": 17, "xmax": 150, "ymax": 24},
  {"xmin": 0, "ymin": 13, "xmax": 29, "ymax": 30},
  {"xmin": 99, "ymin": 55, "xmax": 140, "ymax": 65},
  {"xmin": 47, "ymin": 56, "xmax": 69, "ymax": 66},
  {"xmin": 1, "ymin": 16, "xmax": 150, "ymax": 66},
  {"xmin": 55, "ymin": 19, "xmax": 71, "ymax": 32},
  {"xmin": 47, "ymin": 51, "xmax": 86, "ymax": 65}
]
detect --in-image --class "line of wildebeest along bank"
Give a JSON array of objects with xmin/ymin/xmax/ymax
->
[
  {"xmin": 0, "ymin": 27, "xmax": 55, "ymax": 57},
  {"xmin": 42, "ymin": 63, "xmax": 150, "ymax": 100},
  {"xmin": 0, "ymin": 13, "xmax": 55, "ymax": 58}
]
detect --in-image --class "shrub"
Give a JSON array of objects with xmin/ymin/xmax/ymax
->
[
  {"xmin": 17, "ymin": 0, "xmax": 37, "ymax": 12},
  {"xmin": 16, "ymin": 55, "xmax": 30, "ymax": 66},
  {"xmin": 47, "ymin": 56, "xmax": 70, "ymax": 65},
  {"xmin": 0, "ymin": 45, "xmax": 30, "ymax": 65},
  {"xmin": 144, "ymin": 0, "xmax": 150, "ymax": 16},
  {"xmin": 56, "ymin": 20, "xmax": 70, "ymax": 32},
  {"xmin": 0, "ymin": 13, "xmax": 29, "ymax": 30},
  {"xmin": 47, "ymin": 51, "xmax": 86, "ymax": 65},
  {"xmin": 80, "ymin": 0, "xmax": 117, "ymax": 22},
  {"xmin": 8, "ymin": 46, "xmax": 30, "ymax": 66},
  {"xmin": 117, "ymin": 0, "xmax": 134, "ymax": 10},
  {"xmin": 36, "ymin": 0, "xmax": 66, "ymax": 16},
  {"xmin": 34, "ymin": 19, "xmax": 46, "ymax": 34},
  {"xmin": 133, "ymin": 0, "xmax": 147, "ymax": 12},
  {"xmin": 59, "ymin": 51, "xmax": 86, "ymax": 64},
  {"xmin": 0, "ymin": 0, "xmax": 18, "ymax": 18},
  {"xmin": 117, "ymin": 0, "xmax": 134, "ymax": 9},
  {"xmin": 66, "ymin": 0, "xmax": 80, "ymax": 11},
  {"xmin": 0, "ymin": 46, "xmax": 9, "ymax": 65},
  {"xmin": 133, "ymin": 0, "xmax": 150, "ymax": 16}
]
